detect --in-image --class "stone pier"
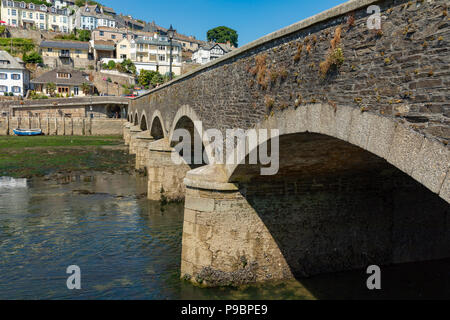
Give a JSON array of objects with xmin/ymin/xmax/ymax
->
[
  {"xmin": 128, "ymin": 126, "xmax": 142, "ymax": 155},
  {"xmin": 146, "ymin": 138, "xmax": 191, "ymax": 201},
  {"xmin": 180, "ymin": 165, "xmax": 293, "ymax": 287},
  {"xmin": 123, "ymin": 122, "xmax": 131, "ymax": 146},
  {"xmin": 135, "ymin": 131, "xmax": 154, "ymax": 171}
]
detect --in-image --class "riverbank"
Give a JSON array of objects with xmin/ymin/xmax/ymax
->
[{"xmin": 0, "ymin": 136, "xmax": 135, "ymax": 178}]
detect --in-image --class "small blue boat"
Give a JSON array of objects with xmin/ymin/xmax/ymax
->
[{"xmin": 13, "ymin": 128, "xmax": 43, "ymax": 136}]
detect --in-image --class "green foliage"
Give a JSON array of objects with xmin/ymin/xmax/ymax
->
[
  {"xmin": 138, "ymin": 69, "xmax": 158, "ymax": 87},
  {"xmin": 46, "ymin": 82, "xmax": 56, "ymax": 97},
  {"xmin": 207, "ymin": 26, "xmax": 238, "ymax": 47},
  {"xmin": 29, "ymin": 91, "xmax": 49, "ymax": 99},
  {"xmin": 120, "ymin": 59, "xmax": 136, "ymax": 74},
  {"xmin": 107, "ymin": 60, "xmax": 116, "ymax": 70},
  {"xmin": 23, "ymin": 51, "xmax": 43, "ymax": 64},
  {"xmin": 0, "ymin": 38, "xmax": 35, "ymax": 55},
  {"xmin": 150, "ymin": 72, "xmax": 164, "ymax": 86},
  {"xmin": 81, "ymin": 82, "xmax": 91, "ymax": 95},
  {"xmin": 77, "ymin": 30, "xmax": 91, "ymax": 42}
]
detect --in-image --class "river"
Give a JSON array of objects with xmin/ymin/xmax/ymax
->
[{"xmin": 0, "ymin": 174, "xmax": 448, "ymax": 300}]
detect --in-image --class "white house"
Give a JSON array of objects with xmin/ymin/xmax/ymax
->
[
  {"xmin": 75, "ymin": 4, "xmax": 116, "ymax": 31},
  {"xmin": 0, "ymin": 51, "xmax": 30, "ymax": 96},
  {"xmin": 192, "ymin": 43, "xmax": 233, "ymax": 65}
]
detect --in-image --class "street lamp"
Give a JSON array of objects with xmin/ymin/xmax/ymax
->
[{"xmin": 167, "ymin": 24, "xmax": 176, "ymax": 81}]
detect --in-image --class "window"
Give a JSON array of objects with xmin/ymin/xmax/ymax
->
[
  {"xmin": 58, "ymin": 87, "xmax": 69, "ymax": 94},
  {"xmin": 57, "ymin": 72, "xmax": 71, "ymax": 79},
  {"xmin": 11, "ymin": 74, "xmax": 20, "ymax": 80},
  {"xmin": 53, "ymin": 16, "xmax": 56, "ymax": 23},
  {"xmin": 12, "ymin": 19, "xmax": 17, "ymax": 25},
  {"xmin": 122, "ymin": 34, "xmax": 126, "ymax": 39},
  {"xmin": 120, "ymin": 54, "xmax": 127, "ymax": 59},
  {"xmin": 48, "ymin": 48, "xmax": 53, "ymax": 52},
  {"xmin": 111, "ymin": 35, "xmax": 116, "ymax": 39},
  {"xmin": 40, "ymin": 23, "xmax": 44, "ymax": 30},
  {"xmin": 12, "ymin": 86, "xmax": 21, "ymax": 93},
  {"xmin": 75, "ymin": 50, "xmax": 82, "ymax": 54},
  {"xmin": 20, "ymin": 2, "xmax": 25, "ymax": 8},
  {"xmin": 158, "ymin": 46, "xmax": 165, "ymax": 51},
  {"xmin": 73, "ymin": 87, "xmax": 79, "ymax": 96},
  {"xmin": 158, "ymin": 55, "xmax": 165, "ymax": 61},
  {"xmin": 40, "ymin": 14, "xmax": 45, "ymax": 20},
  {"xmin": 29, "ymin": 13, "xmax": 32, "ymax": 19},
  {"xmin": 29, "ymin": 4, "xmax": 34, "ymax": 9},
  {"xmin": 99, "ymin": 31, "xmax": 104, "ymax": 36},
  {"xmin": 11, "ymin": 9, "xmax": 16, "ymax": 16},
  {"xmin": 120, "ymin": 45, "xmax": 126, "ymax": 49},
  {"xmin": 0, "ymin": 86, "xmax": 8, "ymax": 92},
  {"xmin": 0, "ymin": 73, "xmax": 7, "ymax": 80},
  {"xmin": 22, "ymin": 12, "xmax": 26, "ymax": 18}
]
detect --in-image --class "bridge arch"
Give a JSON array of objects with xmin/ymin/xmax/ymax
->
[
  {"xmin": 169, "ymin": 105, "xmax": 214, "ymax": 165},
  {"xmin": 149, "ymin": 110, "xmax": 167, "ymax": 140},
  {"xmin": 139, "ymin": 111, "xmax": 148, "ymax": 131},
  {"xmin": 133, "ymin": 111, "xmax": 139, "ymax": 126},
  {"xmin": 182, "ymin": 104, "xmax": 449, "ymax": 283},
  {"xmin": 224, "ymin": 104, "xmax": 449, "ymax": 203}
]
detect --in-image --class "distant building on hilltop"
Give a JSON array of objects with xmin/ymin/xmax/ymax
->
[
  {"xmin": 192, "ymin": 43, "xmax": 234, "ymax": 65},
  {"xmin": 0, "ymin": 50, "xmax": 30, "ymax": 97}
]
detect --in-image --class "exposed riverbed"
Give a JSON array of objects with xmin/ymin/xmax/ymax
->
[{"xmin": 0, "ymin": 173, "xmax": 449, "ymax": 299}]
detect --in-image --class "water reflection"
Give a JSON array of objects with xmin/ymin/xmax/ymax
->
[{"xmin": 0, "ymin": 173, "xmax": 448, "ymax": 300}]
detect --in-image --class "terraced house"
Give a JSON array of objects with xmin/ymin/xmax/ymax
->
[
  {"xmin": 40, "ymin": 40, "xmax": 93, "ymax": 69},
  {"xmin": 75, "ymin": 4, "xmax": 116, "ymax": 31},
  {"xmin": 0, "ymin": 0, "xmax": 72, "ymax": 32}
]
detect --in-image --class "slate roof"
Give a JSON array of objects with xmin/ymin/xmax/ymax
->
[
  {"xmin": 0, "ymin": 51, "xmax": 26, "ymax": 70},
  {"xmin": 40, "ymin": 41, "xmax": 90, "ymax": 50},
  {"xmin": 31, "ymin": 68, "xmax": 92, "ymax": 86},
  {"xmin": 93, "ymin": 40, "xmax": 115, "ymax": 51}
]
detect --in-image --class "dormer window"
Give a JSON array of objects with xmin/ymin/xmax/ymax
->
[
  {"xmin": 51, "ymin": 7, "xmax": 56, "ymax": 13},
  {"xmin": 29, "ymin": 3, "xmax": 34, "ymax": 9},
  {"xmin": 0, "ymin": 60, "xmax": 11, "ymax": 65},
  {"xmin": 57, "ymin": 72, "xmax": 71, "ymax": 79},
  {"xmin": 20, "ymin": 2, "xmax": 25, "ymax": 8},
  {"xmin": 40, "ymin": 5, "xmax": 47, "ymax": 11}
]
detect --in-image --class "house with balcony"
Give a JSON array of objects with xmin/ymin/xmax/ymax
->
[
  {"xmin": 40, "ymin": 40, "xmax": 93, "ymax": 69},
  {"xmin": 30, "ymin": 68, "xmax": 93, "ymax": 97},
  {"xmin": 0, "ymin": 50, "xmax": 30, "ymax": 96},
  {"xmin": 114, "ymin": 35, "xmax": 182, "ymax": 75}
]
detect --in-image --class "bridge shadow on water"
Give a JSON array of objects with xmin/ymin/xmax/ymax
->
[{"xmin": 232, "ymin": 133, "xmax": 450, "ymax": 299}]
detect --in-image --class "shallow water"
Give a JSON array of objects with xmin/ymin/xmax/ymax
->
[{"xmin": 0, "ymin": 174, "xmax": 448, "ymax": 300}]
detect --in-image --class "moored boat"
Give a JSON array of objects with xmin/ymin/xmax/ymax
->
[{"xmin": 13, "ymin": 128, "xmax": 43, "ymax": 136}]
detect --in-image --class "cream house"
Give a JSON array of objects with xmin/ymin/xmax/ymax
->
[
  {"xmin": 31, "ymin": 68, "xmax": 93, "ymax": 97},
  {"xmin": 113, "ymin": 35, "xmax": 182, "ymax": 75},
  {"xmin": 40, "ymin": 40, "xmax": 93, "ymax": 68}
]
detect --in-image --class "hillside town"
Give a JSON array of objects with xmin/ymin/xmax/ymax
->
[{"xmin": 0, "ymin": 0, "xmax": 236, "ymax": 103}]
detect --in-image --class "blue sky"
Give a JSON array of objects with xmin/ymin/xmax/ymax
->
[{"xmin": 102, "ymin": 0, "xmax": 346, "ymax": 46}]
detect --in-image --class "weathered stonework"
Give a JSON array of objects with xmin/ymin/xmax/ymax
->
[
  {"xmin": 126, "ymin": 0, "xmax": 450, "ymax": 287},
  {"xmin": 146, "ymin": 138, "xmax": 191, "ymax": 201},
  {"xmin": 134, "ymin": 131, "xmax": 154, "ymax": 171}
]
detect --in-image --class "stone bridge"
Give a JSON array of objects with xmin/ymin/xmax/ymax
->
[{"xmin": 125, "ymin": 0, "xmax": 450, "ymax": 286}]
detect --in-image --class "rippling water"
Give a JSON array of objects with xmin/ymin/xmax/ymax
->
[{"xmin": 0, "ymin": 173, "xmax": 448, "ymax": 300}]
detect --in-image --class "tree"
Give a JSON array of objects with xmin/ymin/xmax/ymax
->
[
  {"xmin": 77, "ymin": 30, "xmax": 91, "ymax": 42},
  {"xmin": 207, "ymin": 26, "xmax": 238, "ymax": 47},
  {"xmin": 107, "ymin": 60, "xmax": 116, "ymax": 70},
  {"xmin": 121, "ymin": 59, "xmax": 136, "ymax": 74},
  {"xmin": 150, "ymin": 72, "xmax": 163, "ymax": 86},
  {"xmin": 81, "ymin": 82, "xmax": 91, "ymax": 95},
  {"xmin": 46, "ymin": 82, "xmax": 56, "ymax": 97},
  {"xmin": 138, "ymin": 70, "xmax": 158, "ymax": 87},
  {"xmin": 23, "ymin": 51, "xmax": 43, "ymax": 64}
]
